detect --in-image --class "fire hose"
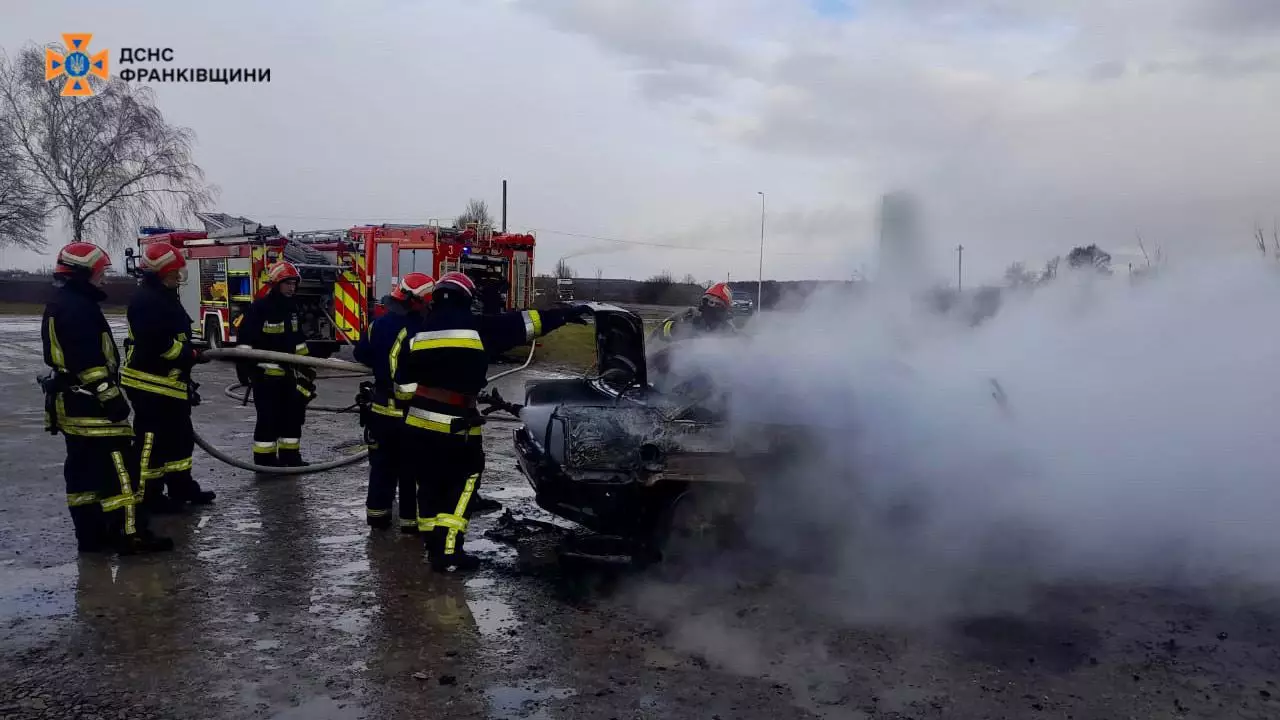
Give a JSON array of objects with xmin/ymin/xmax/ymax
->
[{"xmin": 196, "ymin": 342, "xmax": 536, "ymax": 475}]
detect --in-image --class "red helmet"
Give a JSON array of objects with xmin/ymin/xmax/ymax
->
[
  {"xmin": 391, "ymin": 272, "xmax": 435, "ymax": 302},
  {"xmin": 266, "ymin": 261, "xmax": 300, "ymax": 284},
  {"xmin": 139, "ymin": 242, "xmax": 187, "ymax": 275},
  {"xmin": 702, "ymin": 282, "xmax": 733, "ymax": 310},
  {"xmin": 55, "ymin": 242, "xmax": 111, "ymax": 278},
  {"xmin": 435, "ymin": 271, "xmax": 476, "ymax": 299}
]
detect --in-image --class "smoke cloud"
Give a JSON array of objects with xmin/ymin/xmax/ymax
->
[{"xmin": 662, "ymin": 253, "xmax": 1280, "ymax": 624}]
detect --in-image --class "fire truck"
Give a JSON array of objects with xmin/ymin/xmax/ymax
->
[
  {"xmin": 288, "ymin": 221, "xmax": 536, "ymax": 338},
  {"xmin": 124, "ymin": 213, "xmax": 349, "ymax": 357}
]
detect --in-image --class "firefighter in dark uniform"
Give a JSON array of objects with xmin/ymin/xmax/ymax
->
[
  {"xmin": 647, "ymin": 281, "xmax": 737, "ymax": 385},
  {"xmin": 121, "ymin": 241, "xmax": 216, "ymax": 513},
  {"xmin": 236, "ymin": 261, "xmax": 315, "ymax": 467},
  {"xmin": 354, "ymin": 272, "xmax": 434, "ymax": 532},
  {"xmin": 651, "ymin": 281, "xmax": 736, "ymax": 344},
  {"xmin": 40, "ymin": 242, "xmax": 173, "ymax": 554},
  {"xmin": 393, "ymin": 272, "xmax": 589, "ymax": 572}
]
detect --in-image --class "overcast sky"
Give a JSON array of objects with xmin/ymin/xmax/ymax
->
[{"xmin": 4, "ymin": 0, "xmax": 1279, "ymax": 283}]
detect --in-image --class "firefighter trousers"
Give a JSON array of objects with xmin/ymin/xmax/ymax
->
[
  {"xmin": 406, "ymin": 425, "xmax": 485, "ymax": 559},
  {"xmin": 250, "ymin": 375, "xmax": 308, "ymax": 465},
  {"xmin": 126, "ymin": 389, "xmax": 200, "ymax": 504},
  {"xmin": 365, "ymin": 413, "xmax": 417, "ymax": 529},
  {"xmin": 63, "ymin": 434, "xmax": 143, "ymax": 546}
]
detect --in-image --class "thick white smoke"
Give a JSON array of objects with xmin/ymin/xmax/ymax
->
[{"xmin": 663, "ymin": 254, "xmax": 1280, "ymax": 623}]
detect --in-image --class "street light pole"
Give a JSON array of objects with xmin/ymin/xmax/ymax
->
[
  {"xmin": 757, "ymin": 191, "xmax": 765, "ymax": 309},
  {"xmin": 956, "ymin": 244, "xmax": 964, "ymax": 292}
]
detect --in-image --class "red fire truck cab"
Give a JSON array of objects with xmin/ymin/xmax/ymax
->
[
  {"xmin": 125, "ymin": 214, "xmax": 348, "ymax": 357},
  {"xmin": 290, "ymin": 222, "xmax": 536, "ymax": 333}
]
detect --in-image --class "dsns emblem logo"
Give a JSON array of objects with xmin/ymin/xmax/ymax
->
[{"xmin": 45, "ymin": 34, "xmax": 109, "ymax": 97}]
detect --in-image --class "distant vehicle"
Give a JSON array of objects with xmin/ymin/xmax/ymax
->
[
  {"xmin": 731, "ymin": 291, "xmax": 754, "ymax": 315},
  {"xmin": 556, "ymin": 277, "xmax": 575, "ymax": 301}
]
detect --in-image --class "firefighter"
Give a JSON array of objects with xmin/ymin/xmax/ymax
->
[
  {"xmin": 652, "ymin": 282, "xmax": 736, "ymax": 344},
  {"xmin": 236, "ymin": 261, "xmax": 315, "ymax": 468},
  {"xmin": 393, "ymin": 272, "xmax": 589, "ymax": 572},
  {"xmin": 354, "ymin": 272, "xmax": 434, "ymax": 533},
  {"xmin": 647, "ymin": 281, "xmax": 738, "ymax": 385},
  {"xmin": 40, "ymin": 242, "xmax": 173, "ymax": 554},
  {"xmin": 121, "ymin": 242, "xmax": 216, "ymax": 514}
]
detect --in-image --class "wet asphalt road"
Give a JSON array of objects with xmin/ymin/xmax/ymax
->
[{"xmin": 3, "ymin": 315, "xmax": 1280, "ymax": 720}]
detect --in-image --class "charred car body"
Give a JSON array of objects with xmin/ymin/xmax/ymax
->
[{"xmin": 508, "ymin": 303, "xmax": 803, "ymax": 561}]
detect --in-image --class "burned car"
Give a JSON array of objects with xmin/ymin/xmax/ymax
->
[{"xmin": 506, "ymin": 303, "xmax": 805, "ymax": 563}]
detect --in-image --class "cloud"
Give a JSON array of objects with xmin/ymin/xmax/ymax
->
[
  {"xmin": 5, "ymin": 0, "xmax": 1280, "ymax": 284},
  {"xmin": 515, "ymin": 0, "xmax": 1280, "ymax": 280}
]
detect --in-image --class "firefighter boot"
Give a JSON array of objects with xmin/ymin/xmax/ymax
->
[
  {"xmin": 114, "ymin": 533, "xmax": 176, "ymax": 555},
  {"xmin": 107, "ymin": 515, "xmax": 175, "ymax": 556},
  {"xmin": 398, "ymin": 517, "xmax": 419, "ymax": 536},
  {"xmin": 427, "ymin": 530, "xmax": 482, "ymax": 573},
  {"xmin": 143, "ymin": 492, "xmax": 186, "ymax": 515},
  {"xmin": 253, "ymin": 452, "xmax": 279, "ymax": 472},
  {"xmin": 70, "ymin": 505, "xmax": 108, "ymax": 553},
  {"xmin": 366, "ymin": 511, "xmax": 392, "ymax": 530},
  {"xmin": 169, "ymin": 473, "xmax": 216, "ymax": 505},
  {"xmin": 277, "ymin": 449, "xmax": 309, "ymax": 468}
]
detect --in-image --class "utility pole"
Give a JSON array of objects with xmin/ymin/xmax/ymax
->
[
  {"xmin": 501, "ymin": 179, "xmax": 508, "ymax": 232},
  {"xmin": 757, "ymin": 191, "xmax": 766, "ymax": 309},
  {"xmin": 956, "ymin": 244, "xmax": 964, "ymax": 292}
]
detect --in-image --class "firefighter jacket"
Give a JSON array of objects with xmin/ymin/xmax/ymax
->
[
  {"xmin": 40, "ymin": 278, "xmax": 132, "ymax": 437},
  {"xmin": 121, "ymin": 277, "xmax": 198, "ymax": 402},
  {"xmin": 353, "ymin": 296, "xmax": 420, "ymax": 418},
  {"xmin": 237, "ymin": 290, "xmax": 310, "ymax": 380},
  {"xmin": 393, "ymin": 305, "xmax": 578, "ymax": 434},
  {"xmin": 651, "ymin": 307, "xmax": 735, "ymax": 345}
]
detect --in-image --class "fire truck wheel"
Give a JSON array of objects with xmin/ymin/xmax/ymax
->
[{"xmin": 204, "ymin": 317, "xmax": 223, "ymax": 349}]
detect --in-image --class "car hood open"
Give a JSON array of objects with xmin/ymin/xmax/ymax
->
[{"xmin": 579, "ymin": 302, "xmax": 648, "ymax": 388}]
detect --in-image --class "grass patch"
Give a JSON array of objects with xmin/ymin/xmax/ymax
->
[
  {"xmin": 0, "ymin": 301, "xmax": 125, "ymax": 316},
  {"xmin": 501, "ymin": 319, "xmax": 660, "ymax": 372}
]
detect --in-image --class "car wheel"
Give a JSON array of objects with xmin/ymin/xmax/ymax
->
[
  {"xmin": 653, "ymin": 486, "xmax": 743, "ymax": 574},
  {"xmin": 204, "ymin": 316, "xmax": 223, "ymax": 349}
]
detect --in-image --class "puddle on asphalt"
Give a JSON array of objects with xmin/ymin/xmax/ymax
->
[
  {"xmin": 318, "ymin": 534, "xmax": 367, "ymax": 546},
  {"xmin": 470, "ymin": 598, "xmax": 519, "ymax": 639},
  {"xmin": 253, "ymin": 639, "xmax": 281, "ymax": 651},
  {"xmin": 197, "ymin": 547, "xmax": 233, "ymax": 560},
  {"xmin": 321, "ymin": 559, "xmax": 370, "ymax": 578},
  {"xmin": 0, "ymin": 561, "xmax": 78, "ymax": 620},
  {"xmin": 465, "ymin": 577, "xmax": 496, "ymax": 589},
  {"xmin": 485, "ymin": 682, "xmax": 576, "ymax": 720},
  {"xmin": 244, "ymin": 612, "xmax": 262, "ymax": 624},
  {"xmin": 269, "ymin": 694, "xmax": 366, "ymax": 720},
  {"xmin": 330, "ymin": 607, "xmax": 373, "ymax": 635}
]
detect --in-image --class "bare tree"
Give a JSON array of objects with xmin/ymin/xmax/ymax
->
[
  {"xmin": 680, "ymin": 273, "xmax": 698, "ymax": 286},
  {"xmin": 0, "ymin": 44, "xmax": 215, "ymax": 248},
  {"xmin": 1003, "ymin": 261, "xmax": 1035, "ymax": 288},
  {"xmin": 554, "ymin": 257, "xmax": 573, "ymax": 279},
  {"xmin": 1039, "ymin": 256, "xmax": 1060, "ymax": 284},
  {"xmin": 0, "ymin": 117, "xmax": 47, "ymax": 249},
  {"xmin": 454, "ymin": 198, "xmax": 492, "ymax": 229}
]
